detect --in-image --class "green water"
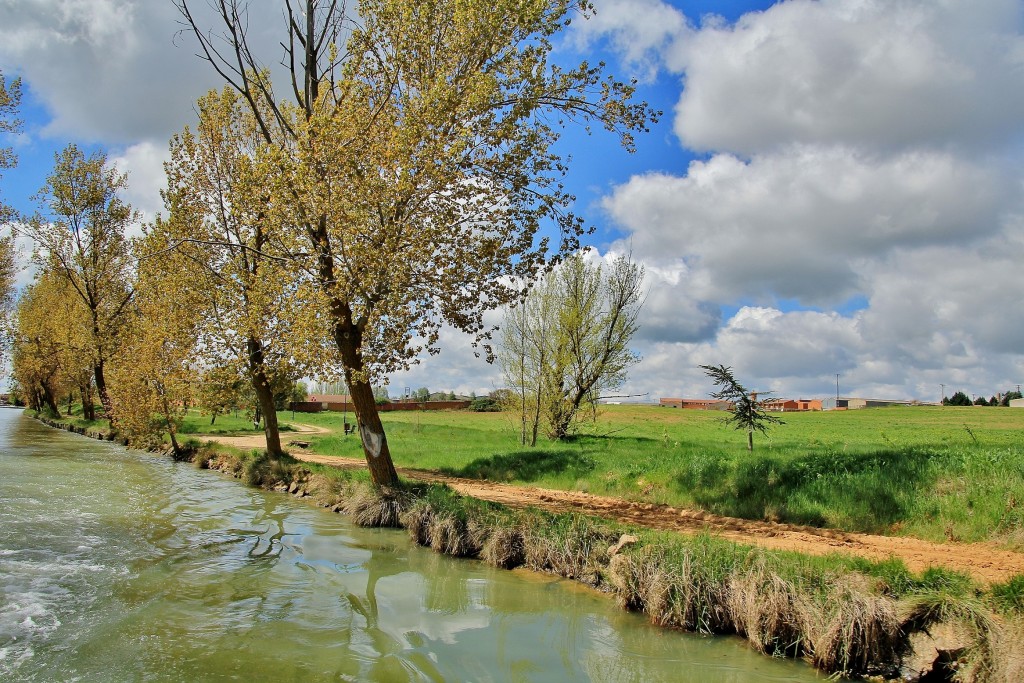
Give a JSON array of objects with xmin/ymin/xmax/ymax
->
[{"xmin": 0, "ymin": 409, "xmax": 828, "ymax": 682}]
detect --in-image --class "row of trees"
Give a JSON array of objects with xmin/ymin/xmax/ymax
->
[
  {"xmin": 943, "ymin": 390, "xmax": 1023, "ymax": 407},
  {"xmin": 2, "ymin": 2, "xmax": 655, "ymax": 487}
]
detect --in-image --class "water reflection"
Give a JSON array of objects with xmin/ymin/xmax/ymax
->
[{"xmin": 0, "ymin": 410, "xmax": 827, "ymax": 682}]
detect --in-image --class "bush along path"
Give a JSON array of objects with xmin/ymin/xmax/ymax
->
[{"xmin": 34, "ymin": 415, "xmax": 1024, "ymax": 681}]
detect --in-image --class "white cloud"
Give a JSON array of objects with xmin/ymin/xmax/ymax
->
[
  {"xmin": 0, "ymin": 0, "xmax": 283, "ymax": 144},
  {"xmin": 584, "ymin": 0, "xmax": 1024, "ymax": 155},
  {"xmin": 109, "ymin": 139, "xmax": 168, "ymax": 224},
  {"xmin": 603, "ymin": 147, "xmax": 1013, "ymax": 305},
  {"xmin": 574, "ymin": 0, "xmax": 689, "ymax": 79}
]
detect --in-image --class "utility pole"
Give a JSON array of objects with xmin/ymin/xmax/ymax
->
[
  {"xmin": 835, "ymin": 374, "xmax": 840, "ymax": 402},
  {"xmin": 940, "ymin": 383, "xmax": 946, "ymax": 403}
]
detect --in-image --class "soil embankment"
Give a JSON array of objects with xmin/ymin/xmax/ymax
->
[{"xmin": 206, "ymin": 426, "xmax": 1024, "ymax": 584}]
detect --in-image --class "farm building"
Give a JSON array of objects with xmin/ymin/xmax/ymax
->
[
  {"xmin": 821, "ymin": 397, "xmax": 916, "ymax": 411},
  {"xmin": 1010, "ymin": 398, "xmax": 1024, "ymax": 408},
  {"xmin": 659, "ymin": 398, "xmax": 733, "ymax": 410},
  {"xmin": 761, "ymin": 398, "xmax": 822, "ymax": 412}
]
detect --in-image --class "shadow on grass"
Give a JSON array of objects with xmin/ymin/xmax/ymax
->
[
  {"xmin": 445, "ymin": 449, "xmax": 596, "ymax": 483},
  {"xmin": 676, "ymin": 448, "xmax": 938, "ymax": 532}
]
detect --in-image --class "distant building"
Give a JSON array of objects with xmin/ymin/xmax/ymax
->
[
  {"xmin": 659, "ymin": 398, "xmax": 732, "ymax": 410},
  {"xmin": 1010, "ymin": 398, "xmax": 1024, "ymax": 408},
  {"xmin": 821, "ymin": 397, "xmax": 916, "ymax": 411},
  {"xmin": 762, "ymin": 398, "xmax": 822, "ymax": 412}
]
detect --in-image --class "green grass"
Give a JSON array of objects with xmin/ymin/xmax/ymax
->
[{"xmin": 189, "ymin": 404, "xmax": 1024, "ymax": 545}]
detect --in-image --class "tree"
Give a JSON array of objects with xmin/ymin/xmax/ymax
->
[
  {"xmin": 1, "ymin": 69, "xmax": 21, "ymax": 225},
  {"xmin": 23, "ymin": 145, "xmax": 137, "ymax": 419},
  {"xmin": 1, "ymin": 71, "xmax": 23, "ymax": 368},
  {"xmin": 177, "ymin": 0, "xmax": 657, "ymax": 487},
  {"xmin": 10, "ymin": 270, "xmax": 94, "ymax": 416},
  {"xmin": 413, "ymin": 387, "xmax": 430, "ymax": 402},
  {"xmin": 157, "ymin": 88, "xmax": 314, "ymax": 458},
  {"xmin": 974, "ymin": 396, "xmax": 989, "ymax": 406},
  {"xmin": 198, "ymin": 363, "xmax": 247, "ymax": 425},
  {"xmin": 107, "ymin": 238, "xmax": 200, "ymax": 458},
  {"xmin": 944, "ymin": 391, "xmax": 972, "ymax": 407},
  {"xmin": 500, "ymin": 252, "xmax": 644, "ymax": 444},
  {"xmin": 700, "ymin": 364, "xmax": 783, "ymax": 452}
]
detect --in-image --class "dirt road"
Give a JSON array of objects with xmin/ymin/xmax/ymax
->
[{"xmin": 206, "ymin": 427, "xmax": 1024, "ymax": 584}]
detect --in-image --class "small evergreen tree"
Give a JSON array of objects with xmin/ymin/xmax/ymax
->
[{"xmin": 700, "ymin": 364, "xmax": 783, "ymax": 452}]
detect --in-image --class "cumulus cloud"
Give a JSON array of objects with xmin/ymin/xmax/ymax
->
[
  {"xmin": 603, "ymin": 147, "xmax": 1014, "ymax": 305},
  {"xmin": 0, "ymin": 0, "xmax": 283, "ymax": 144},
  {"xmin": 109, "ymin": 139, "xmax": 168, "ymax": 224},
  {"xmin": 587, "ymin": 0, "xmax": 1024, "ymax": 155}
]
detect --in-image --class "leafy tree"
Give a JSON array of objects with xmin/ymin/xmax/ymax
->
[
  {"xmin": 944, "ymin": 391, "xmax": 972, "ymax": 407},
  {"xmin": 10, "ymin": 270, "xmax": 94, "ymax": 416},
  {"xmin": 1, "ymin": 71, "xmax": 23, "ymax": 368},
  {"xmin": 23, "ymin": 145, "xmax": 137, "ymax": 418},
  {"xmin": 500, "ymin": 252, "xmax": 644, "ymax": 444},
  {"xmin": 974, "ymin": 396, "xmax": 989, "ymax": 406},
  {"xmin": 413, "ymin": 387, "xmax": 430, "ymax": 402},
  {"xmin": 700, "ymin": 364, "xmax": 783, "ymax": 452},
  {"xmin": 1, "ymin": 69, "xmax": 20, "ymax": 225},
  {"xmin": 107, "ymin": 238, "xmax": 200, "ymax": 458},
  {"xmin": 290, "ymin": 380, "xmax": 309, "ymax": 406},
  {"xmin": 198, "ymin": 363, "xmax": 247, "ymax": 425},
  {"xmin": 177, "ymin": 0, "xmax": 657, "ymax": 487},
  {"xmin": 1003, "ymin": 391, "xmax": 1023, "ymax": 406},
  {"xmin": 157, "ymin": 88, "xmax": 316, "ymax": 457}
]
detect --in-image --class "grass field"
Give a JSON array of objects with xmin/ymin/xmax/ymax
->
[{"xmin": 181, "ymin": 404, "xmax": 1024, "ymax": 547}]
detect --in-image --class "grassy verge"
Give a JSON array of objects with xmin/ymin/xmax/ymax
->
[{"xmin": 256, "ymin": 405, "xmax": 1024, "ymax": 547}]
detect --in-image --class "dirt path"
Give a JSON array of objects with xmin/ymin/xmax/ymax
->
[{"xmin": 206, "ymin": 429, "xmax": 1024, "ymax": 584}]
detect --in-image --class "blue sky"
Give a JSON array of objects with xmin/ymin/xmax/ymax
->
[{"xmin": 3, "ymin": 0, "xmax": 1024, "ymax": 402}]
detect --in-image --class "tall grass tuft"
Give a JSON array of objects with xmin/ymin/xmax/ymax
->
[
  {"xmin": 728, "ymin": 561, "xmax": 806, "ymax": 656},
  {"xmin": 521, "ymin": 513, "xmax": 616, "ymax": 585},
  {"xmin": 481, "ymin": 524, "xmax": 526, "ymax": 569},
  {"xmin": 344, "ymin": 482, "xmax": 414, "ymax": 528},
  {"xmin": 806, "ymin": 573, "xmax": 901, "ymax": 674}
]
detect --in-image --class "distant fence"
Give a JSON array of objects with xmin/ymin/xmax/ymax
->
[
  {"xmin": 289, "ymin": 400, "xmax": 472, "ymax": 413},
  {"xmin": 380, "ymin": 400, "xmax": 471, "ymax": 412}
]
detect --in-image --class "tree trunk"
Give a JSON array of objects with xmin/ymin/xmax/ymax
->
[
  {"xmin": 41, "ymin": 383, "xmax": 59, "ymax": 415},
  {"xmin": 246, "ymin": 336, "xmax": 284, "ymax": 458},
  {"xmin": 80, "ymin": 385, "xmax": 95, "ymax": 420},
  {"xmin": 160, "ymin": 393, "xmax": 183, "ymax": 460},
  {"xmin": 94, "ymin": 360, "xmax": 112, "ymax": 418},
  {"xmin": 347, "ymin": 374, "xmax": 399, "ymax": 487},
  {"xmin": 331, "ymin": 313, "xmax": 399, "ymax": 488},
  {"xmin": 747, "ymin": 429, "xmax": 754, "ymax": 452}
]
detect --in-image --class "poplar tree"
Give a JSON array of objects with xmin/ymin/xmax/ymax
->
[
  {"xmin": 177, "ymin": 0, "xmax": 657, "ymax": 486},
  {"xmin": 500, "ymin": 252, "xmax": 644, "ymax": 443},
  {"xmin": 158, "ymin": 88, "xmax": 316, "ymax": 458},
  {"xmin": 10, "ymin": 270, "xmax": 94, "ymax": 416},
  {"xmin": 24, "ymin": 145, "xmax": 137, "ymax": 418},
  {"xmin": 1, "ymin": 71, "xmax": 23, "ymax": 365}
]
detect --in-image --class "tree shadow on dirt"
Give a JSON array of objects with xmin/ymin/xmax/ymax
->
[
  {"xmin": 444, "ymin": 449, "xmax": 597, "ymax": 483},
  {"xmin": 675, "ymin": 447, "xmax": 937, "ymax": 532}
]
